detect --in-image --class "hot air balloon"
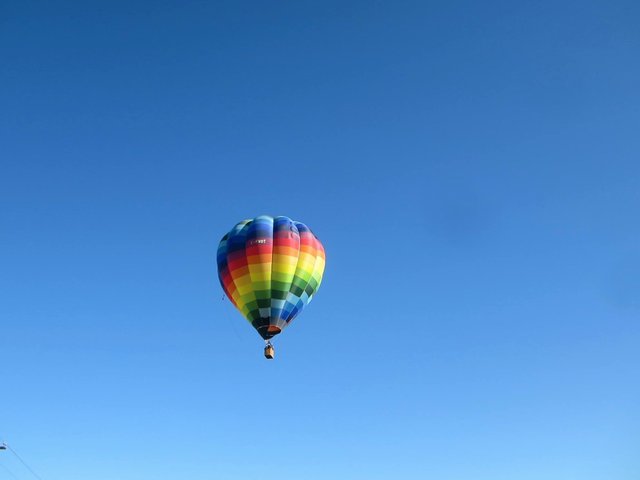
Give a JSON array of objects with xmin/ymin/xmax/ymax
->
[{"xmin": 217, "ymin": 215, "xmax": 326, "ymax": 359}]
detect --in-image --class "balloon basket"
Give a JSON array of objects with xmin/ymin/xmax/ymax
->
[{"xmin": 264, "ymin": 343, "xmax": 275, "ymax": 359}]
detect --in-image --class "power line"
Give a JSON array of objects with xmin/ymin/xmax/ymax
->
[
  {"xmin": 6, "ymin": 446, "xmax": 44, "ymax": 480},
  {"xmin": 0, "ymin": 461, "xmax": 23, "ymax": 480}
]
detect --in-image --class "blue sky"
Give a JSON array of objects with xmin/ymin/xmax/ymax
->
[{"xmin": 1, "ymin": 1, "xmax": 639, "ymax": 479}]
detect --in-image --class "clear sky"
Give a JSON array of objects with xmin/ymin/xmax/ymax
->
[{"xmin": 1, "ymin": 1, "xmax": 639, "ymax": 479}]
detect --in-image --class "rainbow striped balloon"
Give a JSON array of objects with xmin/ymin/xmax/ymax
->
[{"xmin": 217, "ymin": 215, "xmax": 326, "ymax": 340}]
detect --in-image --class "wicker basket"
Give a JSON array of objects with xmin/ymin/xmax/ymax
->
[{"xmin": 264, "ymin": 345, "xmax": 275, "ymax": 359}]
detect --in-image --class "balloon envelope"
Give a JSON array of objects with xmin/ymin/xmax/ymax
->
[{"xmin": 217, "ymin": 215, "xmax": 325, "ymax": 340}]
